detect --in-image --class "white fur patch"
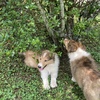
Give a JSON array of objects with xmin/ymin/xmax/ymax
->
[
  {"xmin": 43, "ymin": 52, "xmax": 47, "ymax": 57},
  {"xmin": 38, "ymin": 63, "xmax": 43, "ymax": 67},
  {"xmin": 65, "ymin": 38, "xmax": 68, "ymax": 40},
  {"xmin": 68, "ymin": 48, "xmax": 90, "ymax": 62},
  {"xmin": 71, "ymin": 77, "xmax": 76, "ymax": 82}
]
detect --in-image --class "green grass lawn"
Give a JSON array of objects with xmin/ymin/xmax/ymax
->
[
  {"xmin": 0, "ymin": 1, "xmax": 100, "ymax": 99},
  {"xmin": 0, "ymin": 56, "xmax": 86, "ymax": 100},
  {"xmin": 0, "ymin": 34, "xmax": 100, "ymax": 100}
]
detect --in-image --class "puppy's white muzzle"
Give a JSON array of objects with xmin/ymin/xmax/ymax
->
[{"xmin": 38, "ymin": 63, "xmax": 44, "ymax": 70}]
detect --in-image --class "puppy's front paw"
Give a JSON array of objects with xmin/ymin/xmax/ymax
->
[
  {"xmin": 43, "ymin": 84, "xmax": 50, "ymax": 90},
  {"xmin": 50, "ymin": 82, "xmax": 57, "ymax": 88},
  {"xmin": 71, "ymin": 77, "xmax": 76, "ymax": 82}
]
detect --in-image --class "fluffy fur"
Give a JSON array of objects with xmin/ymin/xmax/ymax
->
[
  {"xmin": 64, "ymin": 39, "xmax": 100, "ymax": 100},
  {"xmin": 38, "ymin": 50, "xmax": 59, "ymax": 89},
  {"xmin": 20, "ymin": 50, "xmax": 39, "ymax": 68},
  {"xmin": 20, "ymin": 50, "xmax": 59, "ymax": 90}
]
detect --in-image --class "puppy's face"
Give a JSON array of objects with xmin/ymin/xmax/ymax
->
[
  {"xmin": 64, "ymin": 38, "xmax": 85, "ymax": 53},
  {"xmin": 38, "ymin": 50, "xmax": 54, "ymax": 70}
]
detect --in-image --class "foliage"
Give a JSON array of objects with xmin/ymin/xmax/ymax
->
[
  {"xmin": 0, "ymin": 0, "xmax": 100, "ymax": 59},
  {"xmin": 0, "ymin": 0, "xmax": 100, "ymax": 100}
]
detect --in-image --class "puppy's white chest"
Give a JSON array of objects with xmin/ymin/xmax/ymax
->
[{"xmin": 69, "ymin": 48, "xmax": 90, "ymax": 62}]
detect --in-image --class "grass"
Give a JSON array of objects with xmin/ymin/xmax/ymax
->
[
  {"xmin": 1, "ymin": 33, "xmax": 100, "ymax": 100},
  {"xmin": 0, "ymin": 34, "xmax": 100, "ymax": 100},
  {"xmin": 0, "ymin": 55, "xmax": 86, "ymax": 100}
]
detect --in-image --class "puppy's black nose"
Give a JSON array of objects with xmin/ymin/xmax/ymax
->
[{"xmin": 38, "ymin": 66, "xmax": 41, "ymax": 68}]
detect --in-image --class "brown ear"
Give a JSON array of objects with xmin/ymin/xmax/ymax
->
[
  {"xmin": 68, "ymin": 44, "xmax": 77, "ymax": 52},
  {"xmin": 49, "ymin": 52, "xmax": 55, "ymax": 60},
  {"xmin": 78, "ymin": 42, "xmax": 86, "ymax": 50}
]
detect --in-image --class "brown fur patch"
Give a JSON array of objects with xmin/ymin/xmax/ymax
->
[
  {"xmin": 41, "ymin": 50, "xmax": 55, "ymax": 61},
  {"xmin": 21, "ymin": 50, "xmax": 39, "ymax": 68},
  {"xmin": 72, "ymin": 56, "xmax": 100, "ymax": 81},
  {"xmin": 64, "ymin": 39, "xmax": 85, "ymax": 53}
]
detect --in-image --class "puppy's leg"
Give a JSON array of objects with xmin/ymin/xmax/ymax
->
[
  {"xmin": 41, "ymin": 71, "xmax": 50, "ymax": 90},
  {"xmin": 50, "ymin": 73, "xmax": 57, "ymax": 88},
  {"xmin": 71, "ymin": 77, "xmax": 76, "ymax": 82}
]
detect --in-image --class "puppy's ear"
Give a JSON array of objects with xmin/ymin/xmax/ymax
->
[
  {"xmin": 49, "ymin": 52, "xmax": 55, "ymax": 60},
  {"xmin": 78, "ymin": 41, "xmax": 86, "ymax": 50},
  {"xmin": 64, "ymin": 38, "xmax": 69, "ymax": 44},
  {"xmin": 68, "ymin": 43, "xmax": 77, "ymax": 52}
]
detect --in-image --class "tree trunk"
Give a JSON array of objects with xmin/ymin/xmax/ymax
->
[
  {"xmin": 66, "ymin": 0, "xmax": 74, "ymax": 39},
  {"xmin": 66, "ymin": 15, "xmax": 74, "ymax": 38}
]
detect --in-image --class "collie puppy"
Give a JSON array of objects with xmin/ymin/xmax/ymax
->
[
  {"xmin": 20, "ymin": 50, "xmax": 59, "ymax": 90},
  {"xmin": 38, "ymin": 50, "xmax": 59, "ymax": 89},
  {"xmin": 20, "ymin": 50, "xmax": 39, "ymax": 68},
  {"xmin": 64, "ymin": 38, "xmax": 100, "ymax": 100}
]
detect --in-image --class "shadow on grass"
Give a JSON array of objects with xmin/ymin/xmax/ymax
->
[
  {"xmin": 71, "ymin": 83, "xmax": 86, "ymax": 100},
  {"xmin": 59, "ymin": 54, "xmax": 86, "ymax": 100}
]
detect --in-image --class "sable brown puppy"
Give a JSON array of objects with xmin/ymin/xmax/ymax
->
[
  {"xmin": 20, "ymin": 50, "xmax": 39, "ymax": 68},
  {"xmin": 64, "ymin": 39, "xmax": 100, "ymax": 100}
]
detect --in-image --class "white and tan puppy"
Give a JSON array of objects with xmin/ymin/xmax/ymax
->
[
  {"xmin": 38, "ymin": 50, "xmax": 59, "ymax": 89},
  {"xmin": 64, "ymin": 39, "xmax": 100, "ymax": 100},
  {"xmin": 20, "ymin": 50, "xmax": 59, "ymax": 90}
]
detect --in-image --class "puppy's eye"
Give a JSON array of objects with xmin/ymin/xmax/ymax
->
[{"xmin": 45, "ymin": 60, "xmax": 48, "ymax": 62}]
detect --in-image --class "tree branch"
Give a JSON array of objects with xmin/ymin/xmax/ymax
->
[
  {"xmin": 34, "ymin": 0, "xmax": 56, "ymax": 44},
  {"xmin": 60, "ymin": 0, "xmax": 65, "ymax": 32}
]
